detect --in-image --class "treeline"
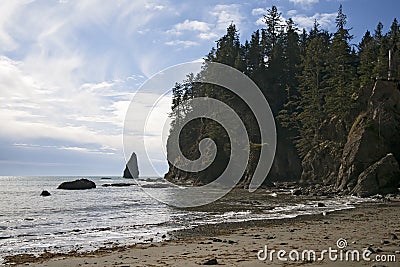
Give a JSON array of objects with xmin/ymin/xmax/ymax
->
[{"xmin": 167, "ymin": 5, "xmax": 400, "ymax": 183}]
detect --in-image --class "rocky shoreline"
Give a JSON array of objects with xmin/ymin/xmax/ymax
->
[{"xmin": 4, "ymin": 200, "xmax": 400, "ymax": 266}]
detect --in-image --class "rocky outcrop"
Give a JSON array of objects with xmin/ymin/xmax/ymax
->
[
  {"xmin": 301, "ymin": 141, "xmax": 342, "ymax": 185},
  {"xmin": 299, "ymin": 80, "xmax": 400, "ymax": 195},
  {"xmin": 123, "ymin": 152, "xmax": 139, "ymax": 178},
  {"xmin": 267, "ymin": 127, "xmax": 302, "ymax": 182},
  {"xmin": 337, "ymin": 81, "xmax": 400, "ymax": 193},
  {"xmin": 165, "ymin": 124, "xmax": 300, "ymax": 187},
  {"xmin": 301, "ymin": 116, "xmax": 347, "ymax": 185},
  {"xmin": 351, "ymin": 153, "xmax": 400, "ymax": 197},
  {"xmin": 40, "ymin": 190, "xmax": 51, "ymax": 196},
  {"xmin": 164, "ymin": 119, "xmax": 233, "ymax": 186},
  {"xmin": 57, "ymin": 179, "xmax": 96, "ymax": 190}
]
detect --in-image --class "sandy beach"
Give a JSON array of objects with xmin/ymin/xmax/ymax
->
[{"xmin": 5, "ymin": 199, "xmax": 400, "ymax": 267}]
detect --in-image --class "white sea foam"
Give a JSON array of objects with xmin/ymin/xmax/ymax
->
[{"xmin": 0, "ymin": 176, "xmax": 372, "ymax": 261}]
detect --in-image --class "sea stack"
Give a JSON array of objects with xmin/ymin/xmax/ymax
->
[{"xmin": 123, "ymin": 152, "xmax": 139, "ymax": 178}]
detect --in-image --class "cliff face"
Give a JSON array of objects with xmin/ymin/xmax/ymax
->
[
  {"xmin": 123, "ymin": 152, "xmax": 139, "ymax": 178},
  {"xmin": 300, "ymin": 116, "xmax": 347, "ymax": 185},
  {"xmin": 300, "ymin": 80, "xmax": 400, "ymax": 195},
  {"xmin": 336, "ymin": 81, "xmax": 400, "ymax": 196}
]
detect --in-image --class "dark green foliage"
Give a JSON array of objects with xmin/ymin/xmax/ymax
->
[
  {"xmin": 388, "ymin": 18, "xmax": 400, "ymax": 79},
  {"xmin": 295, "ymin": 25, "xmax": 331, "ymax": 156},
  {"xmin": 358, "ymin": 30, "xmax": 378, "ymax": 86},
  {"xmin": 324, "ymin": 4, "xmax": 358, "ymax": 125},
  {"xmin": 166, "ymin": 5, "xmax": 400, "ymax": 184}
]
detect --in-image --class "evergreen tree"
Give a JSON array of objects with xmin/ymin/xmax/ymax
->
[
  {"xmin": 388, "ymin": 18, "xmax": 399, "ymax": 48},
  {"xmin": 309, "ymin": 20, "xmax": 322, "ymax": 40},
  {"xmin": 170, "ymin": 82, "xmax": 184, "ymax": 127},
  {"xmin": 335, "ymin": 4, "xmax": 347, "ymax": 30},
  {"xmin": 388, "ymin": 18, "xmax": 400, "ymax": 79},
  {"xmin": 245, "ymin": 30, "xmax": 263, "ymax": 75},
  {"xmin": 262, "ymin": 5, "xmax": 284, "ymax": 78},
  {"xmin": 325, "ymin": 4, "xmax": 357, "ymax": 125},
  {"xmin": 262, "ymin": 6, "xmax": 282, "ymax": 57},
  {"xmin": 299, "ymin": 28, "xmax": 308, "ymax": 56},
  {"xmin": 373, "ymin": 22, "xmax": 389, "ymax": 79},
  {"xmin": 295, "ymin": 25, "xmax": 330, "ymax": 156},
  {"xmin": 261, "ymin": 6, "xmax": 287, "ymax": 111},
  {"xmin": 358, "ymin": 30, "xmax": 378, "ymax": 86},
  {"xmin": 212, "ymin": 24, "xmax": 241, "ymax": 67},
  {"xmin": 278, "ymin": 19, "xmax": 301, "ymax": 135},
  {"xmin": 283, "ymin": 18, "xmax": 301, "ymax": 91}
]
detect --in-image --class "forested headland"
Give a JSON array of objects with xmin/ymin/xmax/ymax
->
[{"xmin": 165, "ymin": 5, "xmax": 400, "ymax": 197}]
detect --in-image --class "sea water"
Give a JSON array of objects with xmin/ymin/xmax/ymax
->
[{"xmin": 0, "ymin": 176, "xmax": 367, "ymax": 261}]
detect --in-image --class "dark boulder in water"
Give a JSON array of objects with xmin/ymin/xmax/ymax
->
[
  {"xmin": 123, "ymin": 152, "xmax": 139, "ymax": 178},
  {"xmin": 57, "ymin": 178, "xmax": 96, "ymax": 190},
  {"xmin": 40, "ymin": 190, "xmax": 51, "ymax": 196},
  {"xmin": 102, "ymin": 183, "xmax": 135, "ymax": 187}
]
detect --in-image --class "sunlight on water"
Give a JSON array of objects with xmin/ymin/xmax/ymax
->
[{"xmin": 0, "ymin": 176, "xmax": 368, "ymax": 259}]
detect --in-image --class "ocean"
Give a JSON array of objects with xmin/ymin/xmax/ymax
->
[{"xmin": 0, "ymin": 176, "xmax": 368, "ymax": 262}]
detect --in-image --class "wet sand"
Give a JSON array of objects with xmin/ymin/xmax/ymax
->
[{"xmin": 5, "ymin": 200, "xmax": 400, "ymax": 267}]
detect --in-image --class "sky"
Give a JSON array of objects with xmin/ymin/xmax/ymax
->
[{"xmin": 0, "ymin": 0, "xmax": 399, "ymax": 176}]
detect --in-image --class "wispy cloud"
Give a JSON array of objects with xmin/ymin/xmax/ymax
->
[
  {"xmin": 0, "ymin": 159, "xmax": 76, "ymax": 167},
  {"xmin": 13, "ymin": 143, "xmax": 116, "ymax": 155},
  {"xmin": 252, "ymin": 7, "xmax": 336, "ymax": 32},
  {"xmin": 287, "ymin": 10, "xmax": 298, "ymax": 17},
  {"xmin": 166, "ymin": 4, "xmax": 244, "ymax": 42},
  {"xmin": 0, "ymin": 54, "xmax": 142, "ymax": 152},
  {"xmin": 292, "ymin": 12, "xmax": 337, "ymax": 31},
  {"xmin": 0, "ymin": 0, "xmax": 362, "ymax": 175},
  {"xmin": 165, "ymin": 40, "xmax": 199, "ymax": 47},
  {"xmin": 168, "ymin": 19, "xmax": 211, "ymax": 35},
  {"xmin": 289, "ymin": 0, "xmax": 319, "ymax": 9},
  {"xmin": 251, "ymin": 8, "xmax": 268, "ymax": 16},
  {"xmin": 210, "ymin": 4, "xmax": 243, "ymax": 31},
  {"xmin": 198, "ymin": 4, "xmax": 244, "ymax": 40},
  {"xmin": 144, "ymin": 3, "xmax": 165, "ymax": 11}
]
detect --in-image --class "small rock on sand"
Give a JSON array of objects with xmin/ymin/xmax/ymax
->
[
  {"xmin": 292, "ymin": 189, "xmax": 303, "ymax": 196},
  {"xmin": 203, "ymin": 258, "xmax": 218, "ymax": 265},
  {"xmin": 390, "ymin": 233, "xmax": 398, "ymax": 240}
]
